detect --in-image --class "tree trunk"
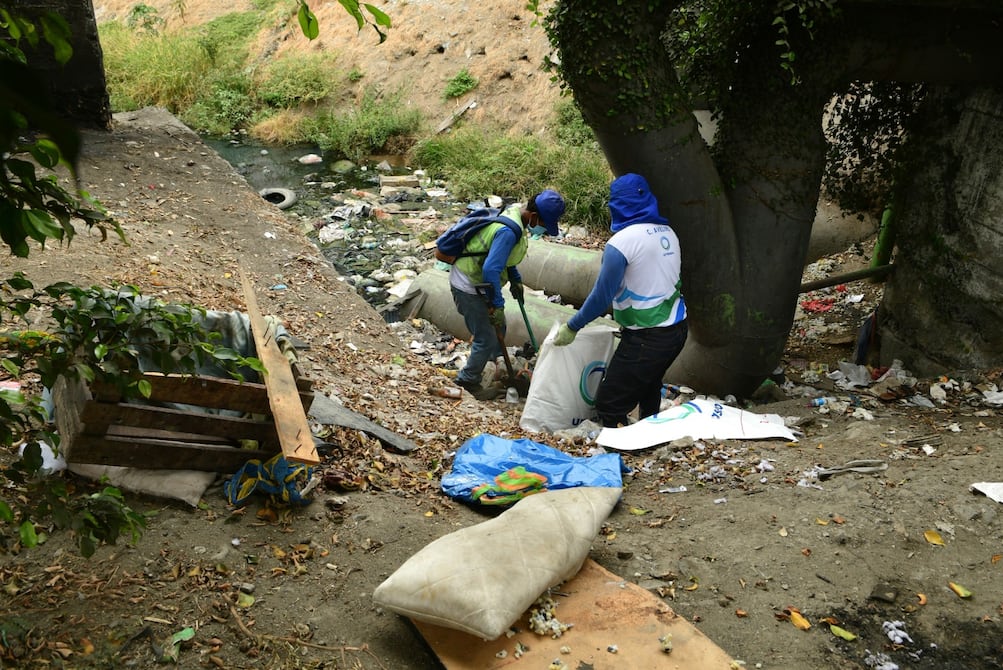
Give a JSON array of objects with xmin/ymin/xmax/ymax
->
[
  {"xmin": 554, "ymin": 1, "xmax": 1003, "ymax": 396},
  {"xmin": 9, "ymin": 0, "xmax": 110, "ymax": 129},
  {"xmin": 554, "ymin": 0, "xmax": 828, "ymax": 397},
  {"xmin": 878, "ymin": 86, "xmax": 1003, "ymax": 375}
]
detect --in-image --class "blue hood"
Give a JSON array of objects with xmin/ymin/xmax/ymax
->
[{"xmin": 609, "ymin": 173, "xmax": 667, "ymax": 232}]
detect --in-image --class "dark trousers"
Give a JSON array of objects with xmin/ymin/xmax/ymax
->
[{"xmin": 595, "ymin": 321, "xmax": 688, "ymax": 428}]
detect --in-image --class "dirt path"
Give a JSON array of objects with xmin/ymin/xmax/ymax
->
[{"xmin": 2, "ymin": 107, "xmax": 1002, "ymax": 670}]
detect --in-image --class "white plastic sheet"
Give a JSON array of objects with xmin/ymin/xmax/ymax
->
[{"xmin": 596, "ymin": 398, "xmax": 797, "ymax": 451}]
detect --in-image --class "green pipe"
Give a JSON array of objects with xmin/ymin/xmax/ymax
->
[{"xmin": 871, "ymin": 202, "xmax": 896, "ymax": 275}]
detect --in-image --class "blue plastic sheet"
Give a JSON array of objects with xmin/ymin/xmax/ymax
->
[{"xmin": 441, "ymin": 434, "xmax": 625, "ymax": 505}]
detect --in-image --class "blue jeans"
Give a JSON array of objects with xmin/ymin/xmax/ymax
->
[
  {"xmin": 595, "ymin": 321, "xmax": 688, "ymax": 427},
  {"xmin": 452, "ymin": 288, "xmax": 504, "ymax": 385}
]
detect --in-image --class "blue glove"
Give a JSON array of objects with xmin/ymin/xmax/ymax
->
[
  {"xmin": 510, "ymin": 281, "xmax": 524, "ymax": 303},
  {"xmin": 554, "ymin": 323, "xmax": 577, "ymax": 347}
]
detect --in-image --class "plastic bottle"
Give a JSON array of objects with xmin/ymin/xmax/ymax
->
[
  {"xmin": 505, "ymin": 387, "xmax": 519, "ymax": 403},
  {"xmin": 807, "ymin": 396, "xmax": 836, "ymax": 407},
  {"xmin": 431, "ymin": 386, "xmax": 461, "ymax": 399}
]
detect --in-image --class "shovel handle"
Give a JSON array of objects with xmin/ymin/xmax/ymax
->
[{"xmin": 517, "ymin": 298, "xmax": 538, "ymax": 353}]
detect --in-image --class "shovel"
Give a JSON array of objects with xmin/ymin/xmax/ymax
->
[
  {"xmin": 516, "ymin": 297, "xmax": 538, "ymax": 356},
  {"xmin": 476, "ymin": 283, "xmax": 532, "ymax": 397},
  {"xmin": 494, "ymin": 322, "xmax": 532, "ymax": 397}
]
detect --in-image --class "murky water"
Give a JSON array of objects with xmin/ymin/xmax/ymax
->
[
  {"xmin": 202, "ymin": 138, "xmax": 379, "ymax": 193},
  {"xmin": 203, "ymin": 137, "xmax": 432, "ymax": 310}
]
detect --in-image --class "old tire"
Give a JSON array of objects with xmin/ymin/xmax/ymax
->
[{"xmin": 259, "ymin": 187, "xmax": 297, "ymax": 210}]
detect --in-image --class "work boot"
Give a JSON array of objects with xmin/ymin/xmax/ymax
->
[{"xmin": 455, "ymin": 378, "xmax": 503, "ymax": 401}]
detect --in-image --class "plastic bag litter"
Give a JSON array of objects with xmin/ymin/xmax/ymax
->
[{"xmin": 441, "ymin": 434, "xmax": 625, "ymax": 505}]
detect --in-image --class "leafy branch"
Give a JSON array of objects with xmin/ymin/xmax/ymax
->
[
  {"xmin": 296, "ymin": 0, "xmax": 392, "ymax": 44},
  {"xmin": 0, "ymin": 277, "xmax": 267, "ymax": 556}
]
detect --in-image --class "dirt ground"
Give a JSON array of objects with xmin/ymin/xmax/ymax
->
[
  {"xmin": 2, "ymin": 2, "xmax": 1003, "ymax": 668},
  {"xmin": 1, "ymin": 105, "xmax": 1002, "ymax": 670}
]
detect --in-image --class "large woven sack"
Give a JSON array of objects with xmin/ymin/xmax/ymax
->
[{"xmin": 372, "ymin": 486, "xmax": 622, "ymax": 640}]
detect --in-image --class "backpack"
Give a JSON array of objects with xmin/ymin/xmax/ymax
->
[{"xmin": 434, "ymin": 207, "xmax": 523, "ymax": 265}]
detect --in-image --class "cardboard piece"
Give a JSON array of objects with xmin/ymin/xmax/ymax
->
[{"xmin": 412, "ymin": 559, "xmax": 735, "ymax": 669}]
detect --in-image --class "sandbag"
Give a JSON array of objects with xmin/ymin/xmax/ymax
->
[{"xmin": 372, "ymin": 486, "xmax": 622, "ymax": 640}]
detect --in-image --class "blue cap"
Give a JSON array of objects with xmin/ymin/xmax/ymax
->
[{"xmin": 534, "ymin": 189, "xmax": 566, "ymax": 236}]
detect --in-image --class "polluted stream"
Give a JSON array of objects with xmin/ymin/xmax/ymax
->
[
  {"xmin": 207, "ymin": 137, "xmax": 437, "ymax": 308},
  {"xmin": 206, "ymin": 137, "xmax": 542, "ymax": 388}
]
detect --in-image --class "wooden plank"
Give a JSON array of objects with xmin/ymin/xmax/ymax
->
[
  {"xmin": 106, "ymin": 425, "xmax": 242, "ymax": 445},
  {"xmin": 413, "ymin": 558, "xmax": 736, "ymax": 669},
  {"xmin": 66, "ymin": 434, "xmax": 273, "ymax": 472},
  {"xmin": 79, "ymin": 401, "xmax": 278, "ymax": 445},
  {"xmin": 93, "ymin": 373, "xmax": 273, "ymax": 414},
  {"xmin": 240, "ymin": 270, "xmax": 319, "ymax": 465},
  {"xmin": 379, "ymin": 174, "xmax": 419, "ymax": 188}
]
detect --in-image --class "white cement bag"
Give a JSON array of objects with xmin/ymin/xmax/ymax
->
[
  {"xmin": 596, "ymin": 397, "xmax": 798, "ymax": 450},
  {"xmin": 520, "ymin": 323, "xmax": 617, "ymax": 433}
]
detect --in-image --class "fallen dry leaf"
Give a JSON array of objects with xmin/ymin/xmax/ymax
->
[
  {"xmin": 949, "ymin": 582, "xmax": 973, "ymax": 598},
  {"xmin": 924, "ymin": 529, "xmax": 945, "ymax": 546},
  {"xmin": 788, "ymin": 608, "xmax": 811, "ymax": 631}
]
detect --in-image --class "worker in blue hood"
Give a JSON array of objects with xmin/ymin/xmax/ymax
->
[{"xmin": 553, "ymin": 173, "xmax": 687, "ymax": 427}]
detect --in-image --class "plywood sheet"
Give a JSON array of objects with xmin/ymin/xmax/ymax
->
[{"xmin": 413, "ymin": 558, "xmax": 736, "ymax": 669}]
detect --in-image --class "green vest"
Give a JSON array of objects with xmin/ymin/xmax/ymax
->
[{"xmin": 454, "ymin": 205, "xmax": 527, "ymax": 284}]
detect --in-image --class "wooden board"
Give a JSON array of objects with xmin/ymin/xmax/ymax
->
[
  {"xmin": 240, "ymin": 270, "xmax": 319, "ymax": 465},
  {"xmin": 65, "ymin": 434, "xmax": 274, "ymax": 472},
  {"xmin": 413, "ymin": 559, "xmax": 736, "ymax": 670},
  {"xmin": 93, "ymin": 372, "xmax": 313, "ymax": 414}
]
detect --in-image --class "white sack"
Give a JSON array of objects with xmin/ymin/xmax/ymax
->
[
  {"xmin": 372, "ymin": 486, "xmax": 621, "ymax": 640},
  {"xmin": 519, "ymin": 323, "xmax": 617, "ymax": 433}
]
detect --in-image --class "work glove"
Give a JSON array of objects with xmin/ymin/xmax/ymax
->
[
  {"xmin": 509, "ymin": 281, "xmax": 524, "ymax": 303},
  {"xmin": 554, "ymin": 323, "xmax": 577, "ymax": 347},
  {"xmin": 489, "ymin": 307, "xmax": 506, "ymax": 329}
]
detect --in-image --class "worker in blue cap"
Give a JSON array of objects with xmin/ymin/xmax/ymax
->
[
  {"xmin": 554, "ymin": 174, "xmax": 687, "ymax": 426},
  {"xmin": 451, "ymin": 189, "xmax": 566, "ymax": 399}
]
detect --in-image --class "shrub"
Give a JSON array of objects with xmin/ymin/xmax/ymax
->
[
  {"xmin": 410, "ymin": 121, "xmax": 612, "ymax": 233},
  {"xmin": 554, "ymin": 97, "xmax": 598, "ymax": 148},
  {"xmin": 257, "ymin": 52, "xmax": 336, "ymax": 109},
  {"xmin": 300, "ymin": 88, "xmax": 423, "ymax": 160},
  {"xmin": 443, "ymin": 68, "xmax": 478, "ymax": 99},
  {"xmin": 100, "ymin": 10, "xmax": 264, "ymax": 116},
  {"xmin": 125, "ymin": 3, "xmax": 165, "ymax": 34},
  {"xmin": 182, "ymin": 76, "xmax": 256, "ymax": 136},
  {"xmin": 99, "ymin": 23, "xmax": 214, "ymax": 112}
]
